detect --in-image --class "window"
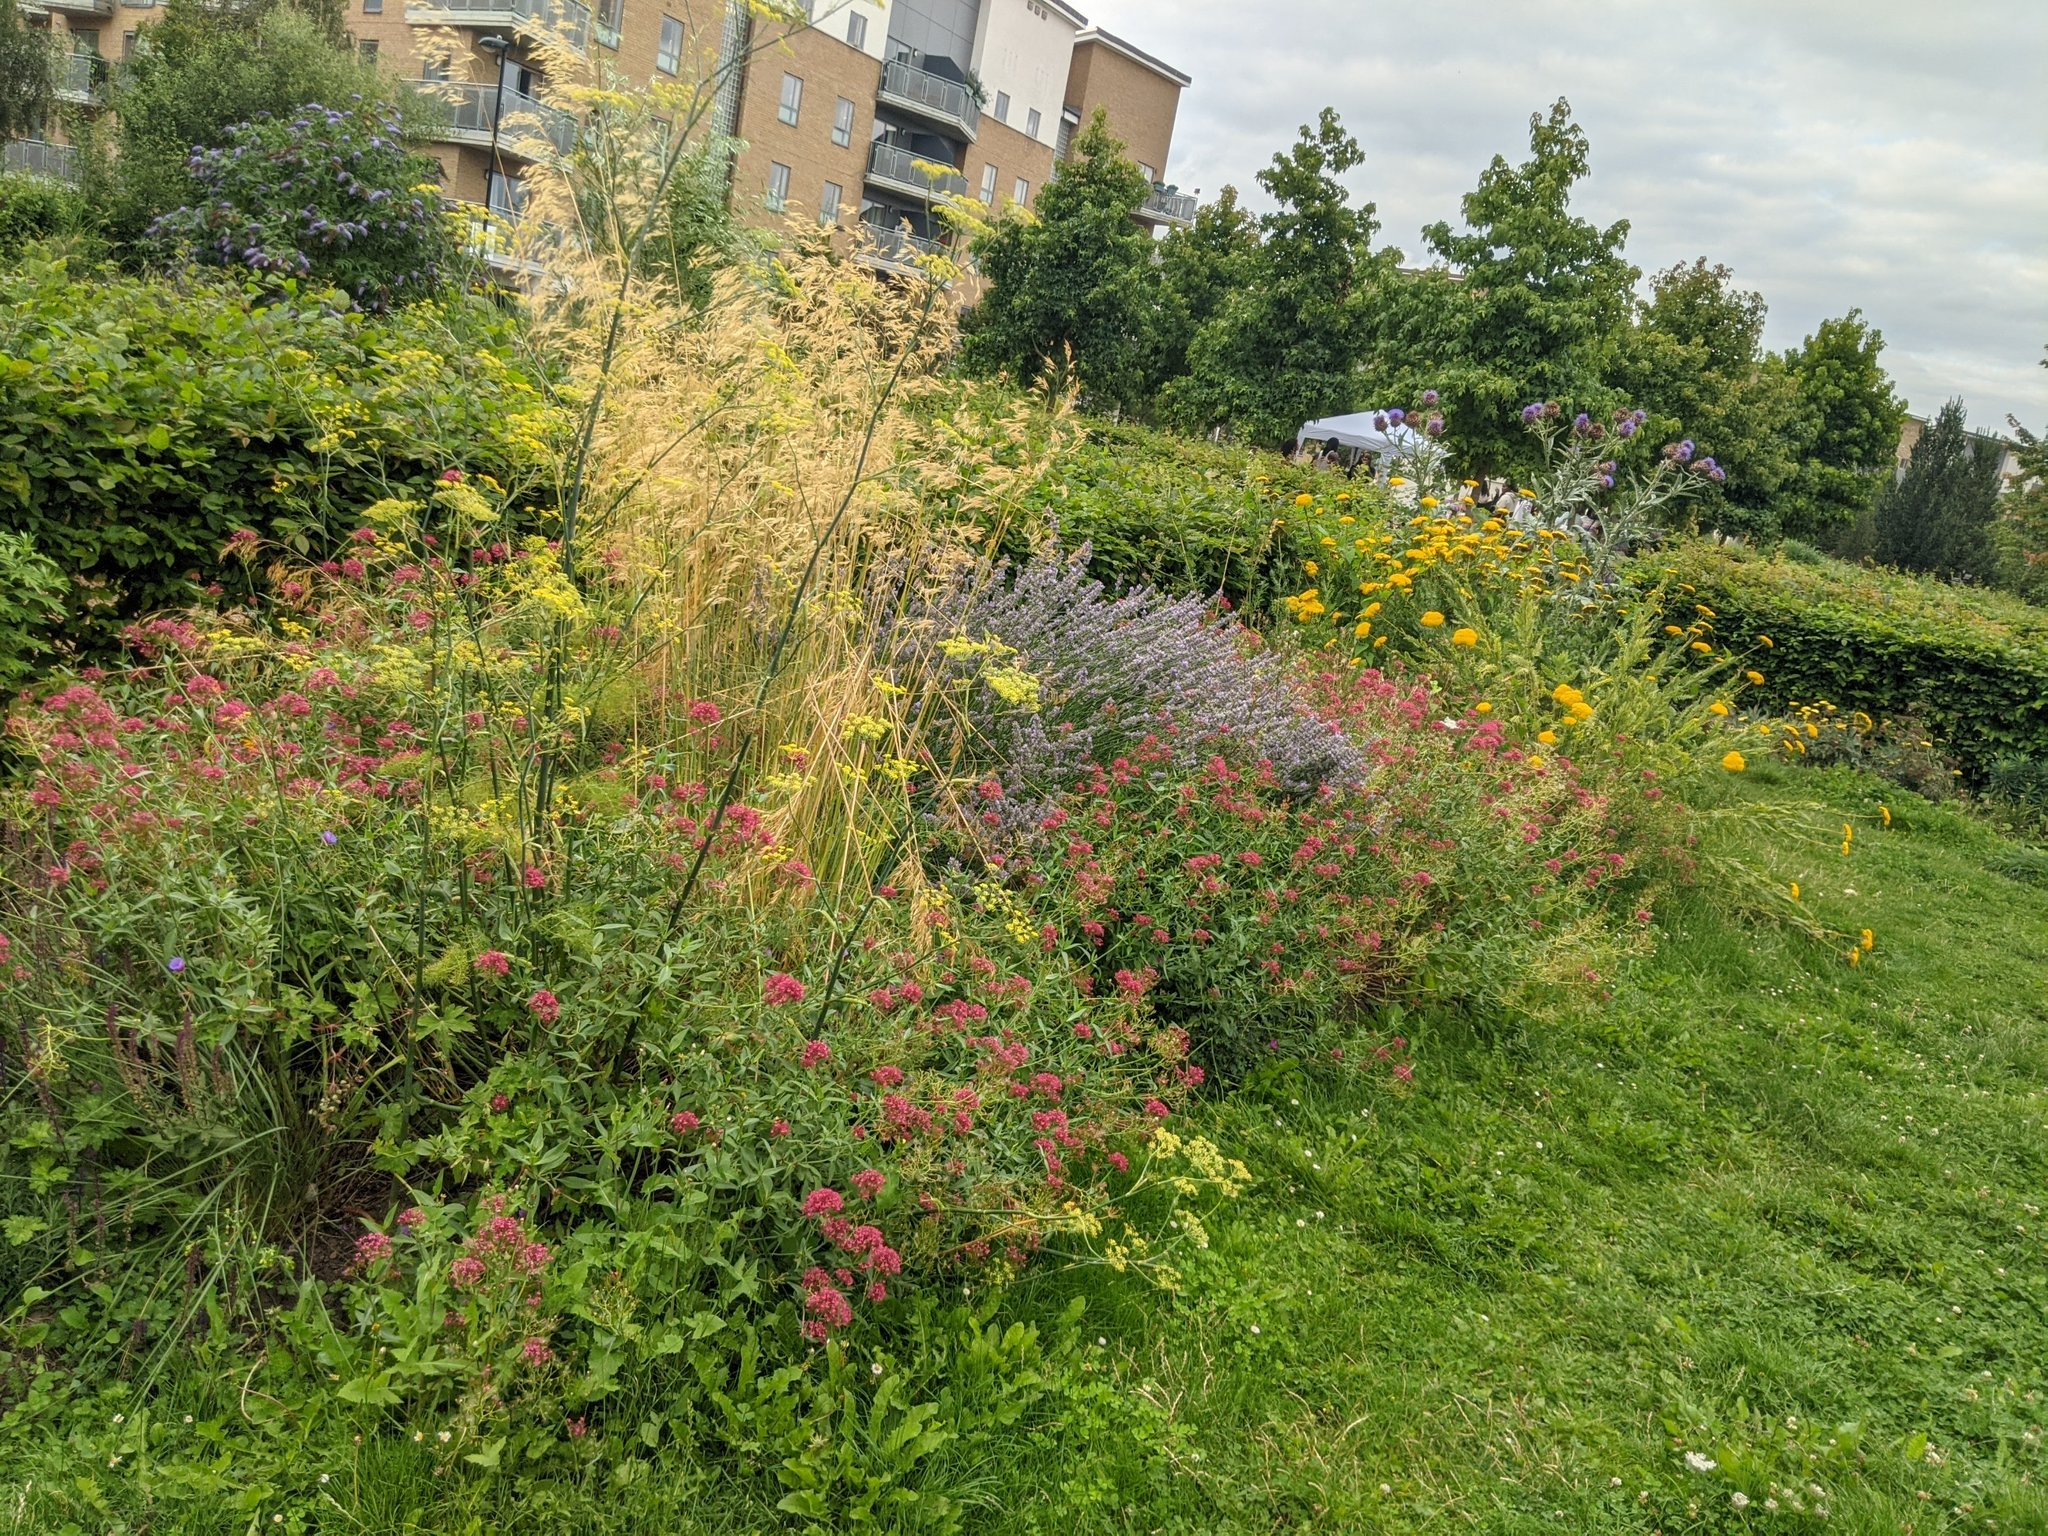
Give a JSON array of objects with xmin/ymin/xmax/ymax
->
[
  {"xmin": 766, "ymin": 161, "xmax": 791, "ymax": 212},
  {"xmin": 358, "ymin": 37, "xmax": 378, "ymax": 58},
  {"xmin": 832, "ymin": 96, "xmax": 854, "ymax": 147},
  {"xmin": 820, "ymin": 180, "xmax": 842, "ymax": 223},
  {"xmin": 1138, "ymin": 162, "xmax": 1155, "ymax": 185},
  {"xmin": 846, "ymin": 10, "xmax": 865, "ymax": 49},
  {"xmin": 1025, "ymin": 107, "xmax": 1040, "ymax": 139},
  {"xmin": 420, "ymin": 55, "xmax": 448, "ymax": 82},
  {"xmin": 362, "ymin": 0, "xmax": 380, "ymax": 12},
  {"xmin": 121, "ymin": 29, "xmax": 136, "ymax": 57},
  {"xmin": 777, "ymin": 72, "xmax": 803, "ymax": 127},
  {"xmin": 978, "ymin": 163, "xmax": 997, "ymax": 203},
  {"xmin": 656, "ymin": 14, "xmax": 683, "ymax": 73},
  {"xmin": 992, "ymin": 91, "xmax": 1009, "ymax": 123},
  {"xmin": 1013, "ymin": 177, "xmax": 1029, "ymax": 206},
  {"xmin": 595, "ymin": 0, "xmax": 623, "ymax": 46}
]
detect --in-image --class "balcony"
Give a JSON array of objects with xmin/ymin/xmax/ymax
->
[
  {"xmin": 1136, "ymin": 186, "xmax": 1197, "ymax": 227},
  {"xmin": 863, "ymin": 140, "xmax": 967, "ymax": 203},
  {"xmin": 54, "ymin": 53, "xmax": 101, "ymax": 106},
  {"xmin": 408, "ymin": 79, "xmax": 576, "ymax": 159},
  {"xmin": 447, "ymin": 199, "xmax": 562, "ymax": 283},
  {"xmin": 4, "ymin": 139, "xmax": 81, "ymax": 182},
  {"xmin": 43, "ymin": 0, "xmax": 113, "ymax": 14},
  {"xmin": 875, "ymin": 59, "xmax": 978, "ymax": 143},
  {"xmin": 853, "ymin": 222, "xmax": 949, "ymax": 279},
  {"xmin": 404, "ymin": 0, "xmax": 589, "ymax": 52}
]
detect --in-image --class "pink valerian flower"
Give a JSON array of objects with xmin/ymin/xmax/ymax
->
[
  {"xmin": 801, "ymin": 1188, "xmax": 845, "ymax": 1219},
  {"xmin": 529, "ymin": 989, "xmax": 561, "ymax": 1023},
  {"xmin": 523, "ymin": 865, "xmax": 548, "ymax": 889},
  {"xmin": 450, "ymin": 1256, "xmax": 486, "ymax": 1289},
  {"xmin": 489, "ymin": 1093, "xmax": 511, "ymax": 1114},
  {"xmin": 522, "ymin": 1336, "xmax": 553, "ymax": 1366},
  {"xmin": 866, "ymin": 1281, "xmax": 888, "ymax": 1303},
  {"xmin": 516, "ymin": 1241, "xmax": 552, "ymax": 1273},
  {"xmin": 1107, "ymin": 1151, "xmax": 1130, "ymax": 1173},
  {"xmin": 800, "ymin": 1039, "xmax": 832, "ymax": 1070},
  {"xmin": 772, "ymin": 1118, "xmax": 792, "ymax": 1137},
  {"xmin": 474, "ymin": 950, "xmax": 511, "ymax": 977},
  {"xmin": 851, "ymin": 1169, "xmax": 886, "ymax": 1201},
  {"xmin": 397, "ymin": 1206, "xmax": 426, "ymax": 1231},
  {"xmin": 869, "ymin": 1065, "xmax": 905, "ymax": 1088},
  {"xmin": 1143, "ymin": 1098, "xmax": 1172, "ymax": 1119},
  {"xmin": 763, "ymin": 972, "xmax": 807, "ymax": 1007},
  {"xmin": 670, "ymin": 1110, "xmax": 701, "ymax": 1136},
  {"xmin": 687, "ymin": 699, "xmax": 722, "ymax": 725},
  {"xmin": 566, "ymin": 1417, "xmax": 588, "ymax": 1439},
  {"xmin": 1113, "ymin": 967, "xmax": 1156, "ymax": 998},
  {"xmin": 352, "ymin": 1232, "xmax": 394, "ymax": 1271}
]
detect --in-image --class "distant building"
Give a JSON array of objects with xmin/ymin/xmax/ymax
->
[
  {"xmin": 5, "ymin": 0, "xmax": 1191, "ymax": 282},
  {"xmin": 1895, "ymin": 413, "xmax": 2024, "ymax": 492}
]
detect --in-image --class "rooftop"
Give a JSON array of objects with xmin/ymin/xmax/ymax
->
[{"xmin": 1071, "ymin": 24, "xmax": 1190, "ymax": 88}]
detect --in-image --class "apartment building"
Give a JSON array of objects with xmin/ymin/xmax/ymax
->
[{"xmin": 4, "ymin": 0, "xmax": 1192, "ymax": 279}]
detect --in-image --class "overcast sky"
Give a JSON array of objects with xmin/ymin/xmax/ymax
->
[{"xmin": 1088, "ymin": 0, "xmax": 2048, "ymax": 434}]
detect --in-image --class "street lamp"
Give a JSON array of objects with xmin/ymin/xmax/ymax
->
[{"xmin": 478, "ymin": 34, "xmax": 514, "ymax": 224}]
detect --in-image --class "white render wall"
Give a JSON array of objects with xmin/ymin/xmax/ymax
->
[
  {"xmin": 812, "ymin": 0, "xmax": 890, "ymax": 60},
  {"xmin": 970, "ymin": 0, "xmax": 1080, "ymax": 148}
]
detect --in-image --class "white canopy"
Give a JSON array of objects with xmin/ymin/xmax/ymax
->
[{"xmin": 1296, "ymin": 412, "xmax": 1426, "ymax": 457}]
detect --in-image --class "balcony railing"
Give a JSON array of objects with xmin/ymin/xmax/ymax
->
[
  {"xmin": 447, "ymin": 199, "xmax": 565, "ymax": 283},
  {"xmin": 875, "ymin": 59, "xmax": 978, "ymax": 142},
  {"xmin": 4, "ymin": 139, "xmax": 81, "ymax": 182},
  {"xmin": 1137, "ymin": 187, "xmax": 1197, "ymax": 226},
  {"xmin": 54, "ymin": 53, "xmax": 101, "ymax": 106},
  {"xmin": 853, "ymin": 221, "xmax": 948, "ymax": 277},
  {"xmin": 409, "ymin": 79, "xmax": 576, "ymax": 158},
  {"xmin": 404, "ymin": 0, "xmax": 590, "ymax": 52},
  {"xmin": 44, "ymin": 0, "xmax": 114, "ymax": 14},
  {"xmin": 863, "ymin": 140, "xmax": 967, "ymax": 202}
]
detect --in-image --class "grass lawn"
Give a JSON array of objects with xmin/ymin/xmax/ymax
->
[
  {"xmin": 991, "ymin": 766, "xmax": 2048, "ymax": 1534},
  {"xmin": 9, "ymin": 767, "xmax": 2046, "ymax": 1534}
]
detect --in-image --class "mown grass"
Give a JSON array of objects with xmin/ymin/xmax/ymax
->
[
  {"xmin": 988, "ymin": 765, "xmax": 2048, "ymax": 1534},
  {"xmin": 9, "ymin": 766, "xmax": 2046, "ymax": 1534}
]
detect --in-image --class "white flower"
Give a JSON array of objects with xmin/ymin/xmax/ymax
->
[
  {"xmin": 1731, "ymin": 1491, "xmax": 1750, "ymax": 1509},
  {"xmin": 1684, "ymin": 1451, "xmax": 1717, "ymax": 1473},
  {"xmin": 870, "ymin": 1362, "xmax": 883, "ymax": 1376},
  {"xmin": 320, "ymin": 1473, "xmax": 331, "ymax": 1484},
  {"xmin": 437, "ymin": 1430, "xmax": 451, "ymax": 1443},
  {"xmin": 1249, "ymin": 1325, "xmax": 1260, "ymax": 1335}
]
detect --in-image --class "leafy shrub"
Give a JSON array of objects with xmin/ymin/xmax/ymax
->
[
  {"xmin": 0, "ymin": 258, "xmax": 563, "ymax": 656},
  {"xmin": 148, "ymin": 101, "xmax": 457, "ymax": 309},
  {"xmin": 0, "ymin": 171, "xmax": 91, "ymax": 261},
  {"xmin": 0, "ymin": 531, "xmax": 67, "ymax": 691},
  {"xmin": 1009, "ymin": 418, "xmax": 1334, "ymax": 605},
  {"xmin": 1656, "ymin": 539, "xmax": 2048, "ymax": 780}
]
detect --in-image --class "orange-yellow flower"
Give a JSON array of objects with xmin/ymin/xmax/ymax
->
[
  {"xmin": 1420, "ymin": 610, "xmax": 1446, "ymax": 628},
  {"xmin": 1451, "ymin": 627, "xmax": 1479, "ymax": 647},
  {"xmin": 1721, "ymin": 750, "xmax": 1747, "ymax": 772},
  {"xmin": 1294, "ymin": 493, "xmax": 1314, "ymax": 507}
]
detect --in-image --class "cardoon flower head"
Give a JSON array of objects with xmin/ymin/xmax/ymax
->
[
  {"xmin": 1387, "ymin": 408, "xmax": 1406, "ymax": 425},
  {"xmin": 1573, "ymin": 412, "xmax": 1592, "ymax": 434},
  {"xmin": 1426, "ymin": 414, "xmax": 1445, "ymax": 437},
  {"xmin": 1372, "ymin": 412, "xmax": 1388, "ymax": 431},
  {"xmin": 1677, "ymin": 439, "xmax": 1696, "ymax": 463},
  {"xmin": 1421, "ymin": 389, "xmax": 1439, "ymax": 405},
  {"xmin": 1521, "ymin": 402, "xmax": 1543, "ymax": 423}
]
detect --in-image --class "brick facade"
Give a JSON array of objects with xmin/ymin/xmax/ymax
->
[
  {"xmin": 1063, "ymin": 32, "xmax": 1182, "ymax": 184},
  {"xmin": 728, "ymin": 21, "xmax": 879, "ymax": 230},
  {"xmin": 969, "ymin": 114, "xmax": 1055, "ymax": 213}
]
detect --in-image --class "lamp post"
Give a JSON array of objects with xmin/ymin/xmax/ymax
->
[{"xmin": 478, "ymin": 34, "xmax": 514, "ymax": 227}]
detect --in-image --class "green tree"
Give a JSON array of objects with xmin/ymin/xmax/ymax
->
[
  {"xmin": 0, "ymin": 0, "xmax": 52, "ymax": 143},
  {"xmin": 1362, "ymin": 99, "xmax": 1637, "ymax": 478},
  {"xmin": 92, "ymin": 0, "xmax": 399, "ymax": 253},
  {"xmin": 959, "ymin": 110, "xmax": 1155, "ymax": 413},
  {"xmin": 1610, "ymin": 259, "xmax": 1803, "ymax": 540},
  {"xmin": 1144, "ymin": 184, "xmax": 1258, "ymax": 403},
  {"xmin": 1777, "ymin": 308, "xmax": 1903, "ymax": 539},
  {"xmin": 1163, "ymin": 108, "xmax": 1386, "ymax": 446},
  {"xmin": 1872, "ymin": 398, "xmax": 2002, "ymax": 581},
  {"xmin": 1991, "ymin": 347, "xmax": 2048, "ymax": 599}
]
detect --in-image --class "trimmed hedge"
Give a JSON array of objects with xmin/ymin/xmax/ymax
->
[
  {"xmin": 1654, "ymin": 540, "xmax": 2048, "ymax": 778},
  {"xmin": 0, "ymin": 258, "xmax": 563, "ymax": 656},
  {"xmin": 1010, "ymin": 418, "xmax": 1353, "ymax": 607}
]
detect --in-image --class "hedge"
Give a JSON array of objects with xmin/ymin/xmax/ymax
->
[
  {"xmin": 1653, "ymin": 540, "xmax": 2048, "ymax": 778},
  {"xmin": 0, "ymin": 257, "xmax": 564, "ymax": 656},
  {"xmin": 1009, "ymin": 418, "xmax": 1351, "ymax": 608}
]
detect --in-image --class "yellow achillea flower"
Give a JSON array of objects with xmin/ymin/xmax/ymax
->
[
  {"xmin": 1758, "ymin": 635, "xmax": 1774, "ymax": 647},
  {"xmin": 1721, "ymin": 750, "xmax": 1747, "ymax": 772},
  {"xmin": 1537, "ymin": 729, "xmax": 1558, "ymax": 745},
  {"xmin": 1420, "ymin": 611, "xmax": 1446, "ymax": 628},
  {"xmin": 1295, "ymin": 493, "xmax": 1314, "ymax": 507},
  {"xmin": 1746, "ymin": 670, "xmax": 1765, "ymax": 685},
  {"xmin": 1551, "ymin": 682, "xmax": 1584, "ymax": 707},
  {"xmin": 1690, "ymin": 641, "xmax": 1712, "ymax": 654},
  {"xmin": 1475, "ymin": 702, "xmax": 1492, "ymax": 714},
  {"xmin": 1303, "ymin": 560, "xmax": 1319, "ymax": 576},
  {"xmin": 1527, "ymin": 755, "xmax": 1545, "ymax": 770},
  {"xmin": 1451, "ymin": 627, "xmax": 1479, "ymax": 647},
  {"xmin": 1567, "ymin": 701, "xmax": 1593, "ymax": 722},
  {"xmin": 1708, "ymin": 701, "xmax": 1730, "ymax": 716}
]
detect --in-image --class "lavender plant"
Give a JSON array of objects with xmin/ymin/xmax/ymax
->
[
  {"xmin": 147, "ymin": 101, "xmax": 455, "ymax": 310},
  {"xmin": 884, "ymin": 551, "xmax": 1365, "ymax": 836}
]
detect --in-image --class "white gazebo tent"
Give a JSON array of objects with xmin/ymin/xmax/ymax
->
[{"xmin": 1296, "ymin": 412, "xmax": 1427, "ymax": 458}]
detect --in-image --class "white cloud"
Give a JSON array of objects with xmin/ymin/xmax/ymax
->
[{"xmin": 1087, "ymin": 0, "xmax": 2048, "ymax": 431}]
